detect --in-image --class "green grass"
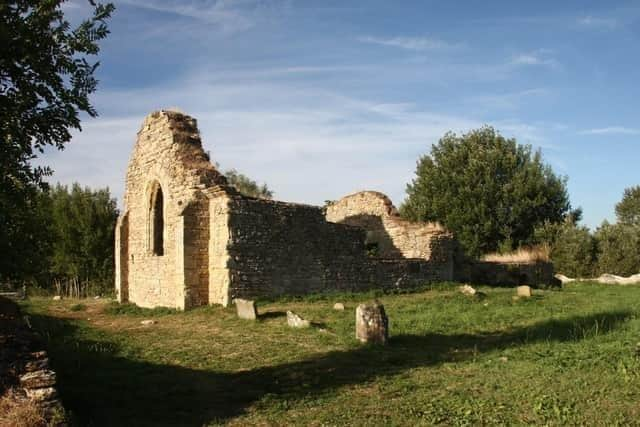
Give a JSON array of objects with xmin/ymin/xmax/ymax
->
[{"xmin": 21, "ymin": 282, "xmax": 640, "ymax": 426}]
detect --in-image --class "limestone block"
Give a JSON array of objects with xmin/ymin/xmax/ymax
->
[
  {"xmin": 234, "ymin": 298, "xmax": 257, "ymax": 320},
  {"xmin": 19, "ymin": 370, "xmax": 56, "ymax": 389},
  {"xmin": 286, "ymin": 311, "xmax": 310, "ymax": 328},
  {"xmin": 355, "ymin": 301, "xmax": 388, "ymax": 344},
  {"xmin": 516, "ymin": 285, "xmax": 532, "ymax": 297},
  {"xmin": 459, "ymin": 284, "xmax": 477, "ymax": 296}
]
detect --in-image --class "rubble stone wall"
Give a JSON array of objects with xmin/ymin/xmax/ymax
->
[
  {"xmin": 0, "ymin": 297, "xmax": 64, "ymax": 421},
  {"xmin": 224, "ymin": 195, "xmax": 456, "ymax": 300},
  {"xmin": 326, "ymin": 191, "xmax": 455, "ymax": 267}
]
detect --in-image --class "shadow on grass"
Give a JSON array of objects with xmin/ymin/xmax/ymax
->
[{"xmin": 28, "ymin": 310, "xmax": 632, "ymax": 426}]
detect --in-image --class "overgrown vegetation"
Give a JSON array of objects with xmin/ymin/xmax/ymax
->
[
  {"xmin": 22, "ymin": 283, "xmax": 640, "ymax": 425},
  {"xmin": 224, "ymin": 167, "xmax": 273, "ymax": 199}
]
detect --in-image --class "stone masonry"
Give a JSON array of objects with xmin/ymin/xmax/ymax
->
[{"xmin": 115, "ymin": 110, "xmax": 551, "ymax": 310}]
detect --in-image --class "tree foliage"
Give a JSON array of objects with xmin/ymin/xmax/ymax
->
[
  {"xmin": 48, "ymin": 184, "xmax": 118, "ymax": 285},
  {"xmin": 594, "ymin": 222, "xmax": 640, "ymax": 277},
  {"xmin": 0, "ymin": 0, "xmax": 114, "ymax": 282},
  {"xmin": 224, "ymin": 168, "xmax": 273, "ymax": 199},
  {"xmin": 401, "ymin": 126, "xmax": 570, "ymax": 257},
  {"xmin": 615, "ymin": 186, "xmax": 640, "ymax": 226},
  {"xmin": 533, "ymin": 220, "xmax": 596, "ymax": 277}
]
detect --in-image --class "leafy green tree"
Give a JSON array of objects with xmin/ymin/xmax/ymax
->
[
  {"xmin": 594, "ymin": 221, "xmax": 640, "ymax": 276},
  {"xmin": 615, "ymin": 186, "xmax": 640, "ymax": 226},
  {"xmin": 401, "ymin": 126, "xmax": 571, "ymax": 257},
  {"xmin": 0, "ymin": 0, "xmax": 114, "ymax": 282},
  {"xmin": 224, "ymin": 168, "xmax": 273, "ymax": 199}
]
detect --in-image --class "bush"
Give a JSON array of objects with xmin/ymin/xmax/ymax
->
[
  {"xmin": 533, "ymin": 221, "xmax": 596, "ymax": 278},
  {"xmin": 594, "ymin": 223, "xmax": 640, "ymax": 276}
]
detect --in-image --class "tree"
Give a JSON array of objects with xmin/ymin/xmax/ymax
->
[
  {"xmin": 224, "ymin": 168, "xmax": 274, "ymax": 199},
  {"xmin": 594, "ymin": 221, "xmax": 640, "ymax": 276},
  {"xmin": 0, "ymin": 1, "xmax": 114, "ymax": 282},
  {"xmin": 401, "ymin": 126, "xmax": 571, "ymax": 257},
  {"xmin": 49, "ymin": 183, "xmax": 118, "ymax": 289},
  {"xmin": 615, "ymin": 186, "xmax": 640, "ymax": 226}
]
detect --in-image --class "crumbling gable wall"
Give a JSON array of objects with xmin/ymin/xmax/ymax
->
[
  {"xmin": 115, "ymin": 111, "xmax": 230, "ymax": 309},
  {"xmin": 326, "ymin": 191, "xmax": 455, "ymax": 266}
]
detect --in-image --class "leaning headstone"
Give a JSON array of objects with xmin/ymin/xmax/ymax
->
[
  {"xmin": 286, "ymin": 311, "xmax": 310, "ymax": 328},
  {"xmin": 234, "ymin": 298, "xmax": 257, "ymax": 320},
  {"xmin": 52, "ymin": 295, "xmax": 61, "ymax": 301},
  {"xmin": 459, "ymin": 284, "xmax": 477, "ymax": 296},
  {"xmin": 333, "ymin": 302, "xmax": 345, "ymax": 311},
  {"xmin": 516, "ymin": 285, "xmax": 532, "ymax": 297},
  {"xmin": 355, "ymin": 301, "xmax": 388, "ymax": 344}
]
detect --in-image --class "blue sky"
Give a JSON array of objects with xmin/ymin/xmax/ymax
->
[{"xmin": 46, "ymin": 0, "xmax": 640, "ymax": 229}]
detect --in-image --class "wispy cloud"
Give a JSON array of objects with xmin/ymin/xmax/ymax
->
[
  {"xmin": 118, "ymin": 0, "xmax": 275, "ymax": 33},
  {"xmin": 510, "ymin": 50, "xmax": 559, "ymax": 68},
  {"xmin": 577, "ymin": 15, "xmax": 618, "ymax": 30},
  {"xmin": 358, "ymin": 35, "xmax": 460, "ymax": 51},
  {"xmin": 580, "ymin": 126, "xmax": 640, "ymax": 135}
]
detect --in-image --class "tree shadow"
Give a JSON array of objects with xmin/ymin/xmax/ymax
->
[{"xmin": 29, "ymin": 310, "xmax": 632, "ymax": 426}]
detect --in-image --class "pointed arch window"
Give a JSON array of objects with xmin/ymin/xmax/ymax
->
[{"xmin": 149, "ymin": 182, "xmax": 164, "ymax": 256}]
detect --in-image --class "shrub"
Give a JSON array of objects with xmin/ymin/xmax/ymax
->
[{"xmin": 594, "ymin": 223, "xmax": 640, "ymax": 276}]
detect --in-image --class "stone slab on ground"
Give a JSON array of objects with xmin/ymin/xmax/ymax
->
[
  {"xmin": 234, "ymin": 298, "xmax": 257, "ymax": 320},
  {"xmin": 516, "ymin": 285, "xmax": 532, "ymax": 297},
  {"xmin": 355, "ymin": 301, "xmax": 388, "ymax": 345},
  {"xmin": 286, "ymin": 311, "xmax": 311, "ymax": 328}
]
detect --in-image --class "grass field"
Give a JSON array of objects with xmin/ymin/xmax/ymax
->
[{"xmin": 21, "ymin": 282, "xmax": 640, "ymax": 426}]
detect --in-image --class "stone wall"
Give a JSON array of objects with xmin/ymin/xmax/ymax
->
[
  {"xmin": 222, "ymin": 195, "xmax": 456, "ymax": 300},
  {"xmin": 0, "ymin": 297, "xmax": 64, "ymax": 422},
  {"xmin": 326, "ymin": 191, "xmax": 454, "ymax": 267}
]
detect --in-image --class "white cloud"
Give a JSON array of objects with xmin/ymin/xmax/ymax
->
[
  {"xmin": 577, "ymin": 16, "xmax": 618, "ymax": 30},
  {"xmin": 358, "ymin": 35, "xmax": 460, "ymax": 51},
  {"xmin": 40, "ymin": 71, "xmax": 548, "ymax": 210},
  {"xmin": 579, "ymin": 127, "xmax": 640, "ymax": 135},
  {"xmin": 510, "ymin": 51, "xmax": 559, "ymax": 68}
]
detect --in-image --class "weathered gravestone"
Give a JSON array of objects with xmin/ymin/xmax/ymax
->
[
  {"xmin": 516, "ymin": 285, "xmax": 532, "ymax": 297},
  {"xmin": 355, "ymin": 301, "xmax": 388, "ymax": 344},
  {"xmin": 234, "ymin": 298, "xmax": 257, "ymax": 320},
  {"xmin": 333, "ymin": 302, "xmax": 345, "ymax": 311},
  {"xmin": 286, "ymin": 311, "xmax": 310, "ymax": 328}
]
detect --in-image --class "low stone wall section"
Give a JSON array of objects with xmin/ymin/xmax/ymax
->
[{"xmin": 0, "ymin": 297, "xmax": 64, "ymax": 422}]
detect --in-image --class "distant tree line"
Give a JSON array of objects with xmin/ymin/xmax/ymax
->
[
  {"xmin": 0, "ymin": 184, "xmax": 118, "ymax": 294},
  {"xmin": 533, "ymin": 186, "xmax": 640, "ymax": 277}
]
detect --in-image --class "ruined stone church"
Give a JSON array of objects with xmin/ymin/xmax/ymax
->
[{"xmin": 115, "ymin": 110, "xmax": 458, "ymax": 309}]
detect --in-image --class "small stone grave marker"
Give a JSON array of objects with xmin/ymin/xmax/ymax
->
[
  {"xmin": 355, "ymin": 301, "xmax": 388, "ymax": 345},
  {"xmin": 234, "ymin": 298, "xmax": 257, "ymax": 320}
]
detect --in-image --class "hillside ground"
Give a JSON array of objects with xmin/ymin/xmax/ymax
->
[{"xmin": 21, "ymin": 282, "xmax": 640, "ymax": 426}]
